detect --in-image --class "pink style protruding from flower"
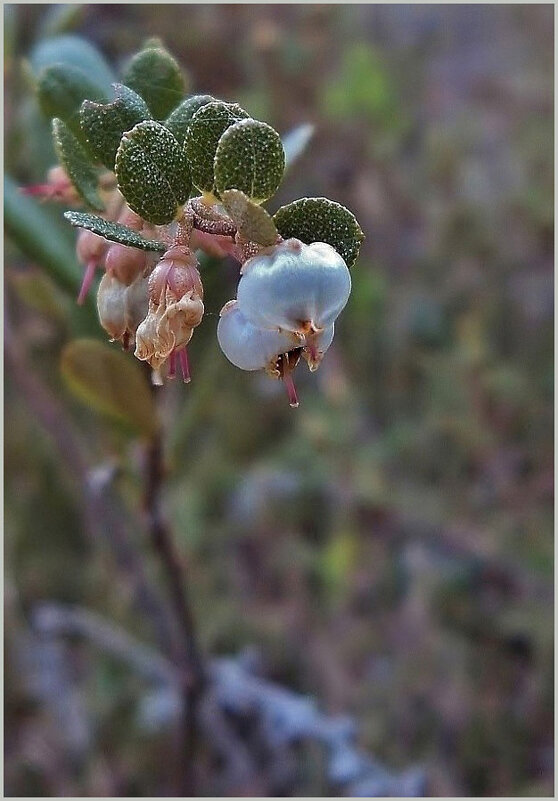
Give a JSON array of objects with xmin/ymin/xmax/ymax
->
[
  {"xmin": 76, "ymin": 229, "xmax": 109, "ymax": 305},
  {"xmin": 283, "ymin": 371, "xmax": 299, "ymax": 408},
  {"xmin": 21, "ymin": 166, "xmax": 81, "ymax": 205}
]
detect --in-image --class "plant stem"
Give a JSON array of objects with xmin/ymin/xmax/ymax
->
[{"xmin": 144, "ymin": 422, "xmax": 206, "ymax": 796}]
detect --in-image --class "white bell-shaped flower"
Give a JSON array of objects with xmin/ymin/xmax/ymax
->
[
  {"xmin": 236, "ymin": 238, "xmax": 351, "ymax": 334},
  {"xmin": 217, "ymin": 301, "xmax": 299, "ymax": 373}
]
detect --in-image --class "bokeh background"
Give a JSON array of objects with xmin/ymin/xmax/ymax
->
[{"xmin": 4, "ymin": 3, "xmax": 554, "ymax": 797}]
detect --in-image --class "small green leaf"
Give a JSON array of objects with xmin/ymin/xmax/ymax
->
[
  {"xmin": 37, "ymin": 63, "xmax": 108, "ymax": 140},
  {"xmin": 115, "ymin": 120, "xmax": 191, "ymax": 224},
  {"xmin": 221, "ymin": 189, "xmax": 278, "ymax": 247},
  {"xmin": 184, "ymin": 101, "xmax": 249, "ymax": 195},
  {"xmin": 274, "ymin": 197, "xmax": 364, "ymax": 269},
  {"xmin": 52, "ymin": 118, "xmax": 104, "ymax": 210},
  {"xmin": 122, "ymin": 45, "xmax": 186, "ymax": 119},
  {"xmin": 215, "ymin": 119, "xmax": 285, "ymax": 204},
  {"xmin": 64, "ymin": 211, "xmax": 167, "ymax": 251},
  {"xmin": 164, "ymin": 94, "xmax": 216, "ymax": 145},
  {"xmin": 29, "ymin": 34, "xmax": 115, "ymax": 93},
  {"xmin": 61, "ymin": 338, "xmax": 157, "ymax": 437},
  {"xmin": 80, "ymin": 84, "xmax": 152, "ymax": 170}
]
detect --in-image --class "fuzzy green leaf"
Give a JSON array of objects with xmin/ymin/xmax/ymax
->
[
  {"xmin": 215, "ymin": 119, "xmax": 285, "ymax": 203},
  {"xmin": 221, "ymin": 189, "xmax": 278, "ymax": 247},
  {"xmin": 37, "ymin": 63, "xmax": 108, "ymax": 140},
  {"xmin": 121, "ymin": 45, "xmax": 186, "ymax": 119},
  {"xmin": 164, "ymin": 94, "xmax": 216, "ymax": 145},
  {"xmin": 274, "ymin": 197, "xmax": 364, "ymax": 269},
  {"xmin": 184, "ymin": 101, "xmax": 249, "ymax": 195},
  {"xmin": 61, "ymin": 338, "xmax": 157, "ymax": 437},
  {"xmin": 64, "ymin": 211, "xmax": 167, "ymax": 251},
  {"xmin": 115, "ymin": 120, "xmax": 191, "ymax": 224},
  {"xmin": 52, "ymin": 118, "xmax": 104, "ymax": 210},
  {"xmin": 80, "ymin": 84, "xmax": 152, "ymax": 169},
  {"xmin": 30, "ymin": 34, "xmax": 115, "ymax": 93}
]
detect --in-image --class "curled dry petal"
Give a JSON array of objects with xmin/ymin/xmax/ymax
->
[{"xmin": 134, "ymin": 290, "xmax": 204, "ymax": 370}]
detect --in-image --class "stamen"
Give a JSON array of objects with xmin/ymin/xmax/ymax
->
[
  {"xmin": 179, "ymin": 347, "xmax": 191, "ymax": 384},
  {"xmin": 168, "ymin": 350, "xmax": 177, "ymax": 379},
  {"xmin": 77, "ymin": 260, "xmax": 97, "ymax": 305}
]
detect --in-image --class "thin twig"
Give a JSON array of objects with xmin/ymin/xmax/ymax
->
[
  {"xmin": 143, "ymin": 408, "xmax": 206, "ymax": 796},
  {"xmin": 32, "ymin": 602, "xmax": 425, "ymax": 797},
  {"xmin": 4, "ymin": 309, "xmax": 175, "ymax": 657}
]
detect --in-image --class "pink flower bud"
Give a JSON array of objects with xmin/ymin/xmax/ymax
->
[
  {"xmin": 21, "ymin": 165, "xmax": 80, "ymax": 204},
  {"xmin": 105, "ymin": 243, "xmax": 148, "ymax": 286},
  {"xmin": 148, "ymin": 246, "xmax": 203, "ymax": 305},
  {"xmin": 76, "ymin": 229, "xmax": 107, "ymax": 263}
]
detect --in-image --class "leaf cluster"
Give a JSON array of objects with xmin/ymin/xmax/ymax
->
[{"xmin": 35, "ymin": 36, "xmax": 363, "ymax": 264}]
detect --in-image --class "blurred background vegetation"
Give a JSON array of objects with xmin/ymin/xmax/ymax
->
[{"xmin": 4, "ymin": 4, "xmax": 554, "ymax": 797}]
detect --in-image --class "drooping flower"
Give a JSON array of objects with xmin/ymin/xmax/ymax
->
[
  {"xmin": 134, "ymin": 245, "xmax": 204, "ymax": 381},
  {"xmin": 217, "ymin": 238, "xmax": 346, "ymax": 407}
]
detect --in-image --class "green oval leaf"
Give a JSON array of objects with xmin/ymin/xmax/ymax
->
[
  {"xmin": 221, "ymin": 189, "xmax": 278, "ymax": 247},
  {"xmin": 184, "ymin": 101, "xmax": 249, "ymax": 195},
  {"xmin": 64, "ymin": 211, "xmax": 167, "ymax": 251},
  {"xmin": 121, "ymin": 44, "xmax": 187, "ymax": 119},
  {"xmin": 61, "ymin": 338, "xmax": 157, "ymax": 437},
  {"xmin": 29, "ymin": 34, "xmax": 115, "ymax": 93},
  {"xmin": 215, "ymin": 119, "xmax": 285, "ymax": 204},
  {"xmin": 52, "ymin": 118, "xmax": 104, "ymax": 210},
  {"xmin": 164, "ymin": 94, "xmax": 216, "ymax": 145},
  {"xmin": 80, "ymin": 84, "xmax": 152, "ymax": 170},
  {"xmin": 37, "ymin": 63, "xmax": 108, "ymax": 140},
  {"xmin": 274, "ymin": 197, "xmax": 364, "ymax": 269},
  {"xmin": 115, "ymin": 120, "xmax": 191, "ymax": 224}
]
